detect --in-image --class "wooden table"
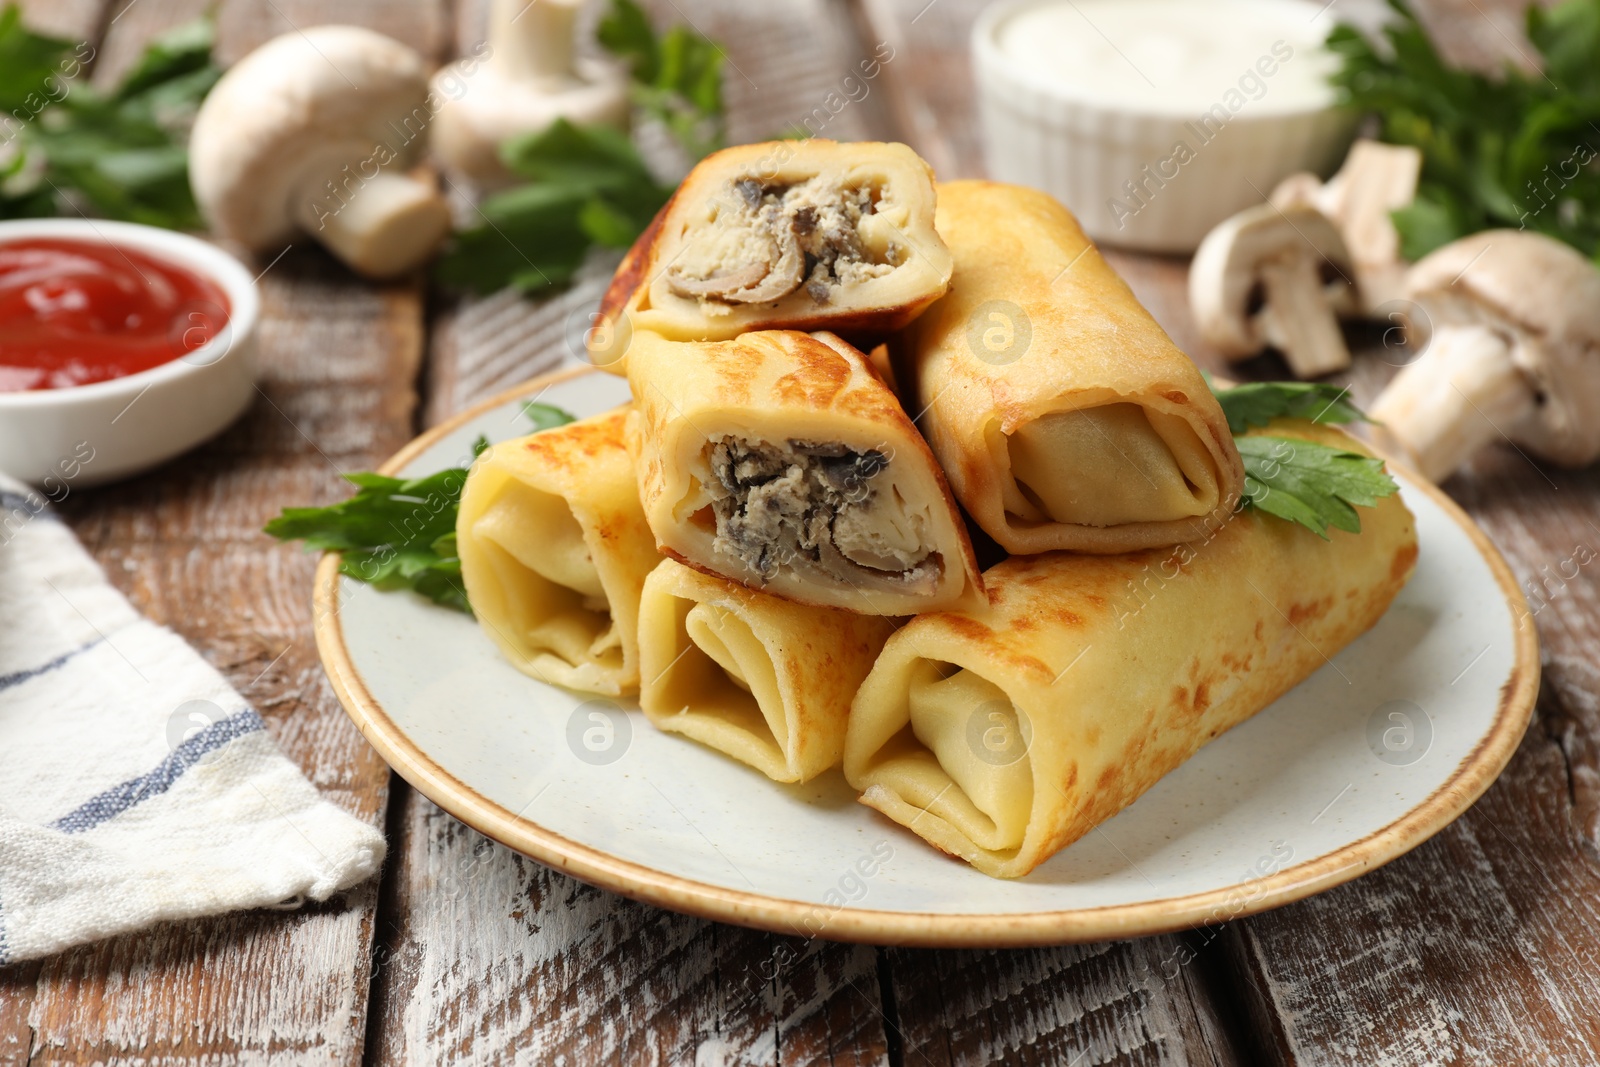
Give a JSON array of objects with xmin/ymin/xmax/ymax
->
[{"xmin": 4, "ymin": 0, "xmax": 1597, "ymax": 1063}]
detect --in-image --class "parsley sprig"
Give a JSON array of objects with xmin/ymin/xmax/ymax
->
[
  {"xmin": 265, "ymin": 405, "xmax": 576, "ymax": 613},
  {"xmin": 1211, "ymin": 380, "xmax": 1367, "ymax": 435},
  {"xmin": 266, "ymin": 463, "xmax": 480, "ymax": 613},
  {"xmin": 1329, "ymin": 0, "xmax": 1600, "ymax": 263},
  {"xmin": 435, "ymin": 0, "xmax": 725, "ymax": 296},
  {"xmin": 0, "ymin": 9, "xmax": 219, "ymax": 228},
  {"xmin": 599, "ymin": 0, "xmax": 726, "ymax": 162},
  {"xmin": 1234, "ymin": 436, "xmax": 1398, "ymax": 538},
  {"xmin": 1211, "ymin": 380, "xmax": 1400, "ymax": 539},
  {"xmin": 435, "ymin": 120, "xmax": 673, "ymax": 295}
]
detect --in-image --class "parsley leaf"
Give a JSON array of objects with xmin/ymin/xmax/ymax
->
[
  {"xmin": 264, "ymin": 405, "xmax": 576, "ymax": 612},
  {"xmin": 1329, "ymin": 0, "xmax": 1600, "ymax": 263},
  {"xmin": 1210, "ymin": 380, "xmax": 1369, "ymax": 434},
  {"xmin": 595, "ymin": 0, "xmax": 657, "ymax": 81},
  {"xmin": 522, "ymin": 401, "xmax": 576, "ymax": 432},
  {"xmin": 1238, "ymin": 436, "xmax": 1400, "ymax": 539},
  {"xmin": 502, "ymin": 118, "xmax": 673, "ymax": 248},
  {"xmin": 599, "ymin": 0, "xmax": 726, "ymax": 161},
  {"xmin": 434, "ymin": 180, "xmax": 592, "ymax": 295},
  {"xmin": 1210, "ymin": 378, "xmax": 1399, "ymax": 536},
  {"xmin": 435, "ymin": 119, "xmax": 673, "ymax": 293},
  {"xmin": 0, "ymin": 10, "xmax": 219, "ymax": 228},
  {"xmin": 266, "ymin": 467, "xmax": 473, "ymax": 612},
  {"xmin": 0, "ymin": 5, "xmax": 73, "ymax": 112}
]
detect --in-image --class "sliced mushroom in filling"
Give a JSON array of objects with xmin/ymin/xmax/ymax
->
[
  {"xmin": 702, "ymin": 435, "xmax": 941, "ymax": 595},
  {"xmin": 666, "ymin": 177, "xmax": 901, "ymax": 308}
]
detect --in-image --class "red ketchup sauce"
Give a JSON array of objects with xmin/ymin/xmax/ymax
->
[{"xmin": 0, "ymin": 238, "xmax": 231, "ymax": 392}]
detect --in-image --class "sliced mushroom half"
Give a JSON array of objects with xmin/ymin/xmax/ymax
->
[
  {"xmin": 1189, "ymin": 202, "xmax": 1359, "ymax": 378},
  {"xmin": 1271, "ymin": 140, "xmax": 1423, "ymax": 314}
]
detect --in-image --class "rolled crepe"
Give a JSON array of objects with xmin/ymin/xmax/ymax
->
[
  {"xmin": 901, "ymin": 180, "xmax": 1245, "ymax": 554},
  {"xmin": 843, "ymin": 422, "xmax": 1417, "ymax": 878},
  {"xmin": 627, "ymin": 327, "xmax": 984, "ymax": 616},
  {"xmin": 591, "ymin": 139, "xmax": 952, "ymax": 371},
  {"xmin": 458, "ymin": 408, "xmax": 661, "ymax": 696},
  {"xmin": 637, "ymin": 558, "xmax": 896, "ymax": 782}
]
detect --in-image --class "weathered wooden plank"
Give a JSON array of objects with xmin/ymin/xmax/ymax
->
[
  {"xmin": 886, "ymin": 939, "xmax": 1244, "ymax": 1067},
  {"xmin": 89, "ymin": 0, "xmax": 449, "ymax": 79},
  {"xmin": 374, "ymin": 2, "xmax": 900, "ymax": 1064},
  {"xmin": 7, "ymin": 0, "xmax": 103, "ymax": 42},
  {"xmin": 0, "ymin": 1, "xmax": 441, "ymax": 1061},
  {"xmin": 1409, "ymin": 0, "xmax": 1549, "ymax": 76},
  {"xmin": 368, "ymin": 804, "xmax": 891, "ymax": 1066}
]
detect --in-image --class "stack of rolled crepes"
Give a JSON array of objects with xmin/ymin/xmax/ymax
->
[{"xmin": 457, "ymin": 141, "xmax": 1417, "ymax": 876}]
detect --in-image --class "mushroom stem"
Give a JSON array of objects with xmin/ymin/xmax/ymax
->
[
  {"xmin": 490, "ymin": 0, "xmax": 583, "ymax": 84},
  {"xmin": 1370, "ymin": 324, "xmax": 1537, "ymax": 482},
  {"xmin": 293, "ymin": 171, "xmax": 452, "ymax": 279},
  {"xmin": 1255, "ymin": 252, "xmax": 1352, "ymax": 378}
]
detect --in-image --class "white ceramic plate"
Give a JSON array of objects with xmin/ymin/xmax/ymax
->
[{"xmin": 316, "ymin": 368, "xmax": 1538, "ymax": 947}]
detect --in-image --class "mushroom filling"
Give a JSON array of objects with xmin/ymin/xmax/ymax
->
[
  {"xmin": 666, "ymin": 177, "xmax": 899, "ymax": 307},
  {"xmin": 704, "ymin": 436, "xmax": 941, "ymax": 591}
]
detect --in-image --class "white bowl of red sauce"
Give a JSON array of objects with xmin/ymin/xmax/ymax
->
[{"xmin": 0, "ymin": 219, "xmax": 258, "ymax": 487}]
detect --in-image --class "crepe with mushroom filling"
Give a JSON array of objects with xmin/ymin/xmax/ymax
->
[
  {"xmin": 590, "ymin": 140, "xmax": 952, "ymax": 372},
  {"xmin": 626, "ymin": 328, "xmax": 983, "ymax": 615},
  {"xmin": 458, "ymin": 407, "xmax": 661, "ymax": 696},
  {"xmin": 899, "ymin": 180, "xmax": 1245, "ymax": 554},
  {"xmin": 843, "ymin": 422, "xmax": 1418, "ymax": 878},
  {"xmin": 637, "ymin": 559, "xmax": 895, "ymax": 782}
]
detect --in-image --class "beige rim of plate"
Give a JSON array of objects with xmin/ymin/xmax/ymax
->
[{"xmin": 314, "ymin": 366, "xmax": 1540, "ymax": 948}]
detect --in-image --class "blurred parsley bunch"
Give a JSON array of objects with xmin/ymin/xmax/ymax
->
[
  {"xmin": 435, "ymin": 0, "xmax": 726, "ymax": 296},
  {"xmin": 0, "ymin": 7, "xmax": 219, "ymax": 228},
  {"xmin": 1329, "ymin": 0, "xmax": 1600, "ymax": 263}
]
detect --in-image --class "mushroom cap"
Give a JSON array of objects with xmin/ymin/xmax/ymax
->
[
  {"xmin": 429, "ymin": 57, "xmax": 630, "ymax": 187},
  {"xmin": 1403, "ymin": 229, "xmax": 1600, "ymax": 466},
  {"xmin": 189, "ymin": 26, "xmax": 434, "ymax": 249},
  {"xmin": 1189, "ymin": 201, "xmax": 1355, "ymax": 356}
]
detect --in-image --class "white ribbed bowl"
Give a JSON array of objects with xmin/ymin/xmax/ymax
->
[{"xmin": 973, "ymin": 0, "xmax": 1355, "ymax": 253}]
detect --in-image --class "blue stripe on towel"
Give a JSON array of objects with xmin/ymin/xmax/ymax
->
[
  {"xmin": 0, "ymin": 638, "xmax": 105, "ymax": 693},
  {"xmin": 50, "ymin": 709, "xmax": 267, "ymax": 835},
  {"xmin": 0, "ymin": 489, "xmax": 51, "ymax": 519}
]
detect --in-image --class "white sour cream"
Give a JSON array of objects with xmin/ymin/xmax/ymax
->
[{"xmin": 992, "ymin": 0, "xmax": 1339, "ymax": 116}]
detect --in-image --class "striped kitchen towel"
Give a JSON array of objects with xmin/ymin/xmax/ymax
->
[{"xmin": 0, "ymin": 478, "xmax": 385, "ymax": 964}]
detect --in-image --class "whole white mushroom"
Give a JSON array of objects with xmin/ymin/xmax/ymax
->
[
  {"xmin": 189, "ymin": 25, "xmax": 453, "ymax": 279},
  {"xmin": 430, "ymin": 0, "xmax": 631, "ymax": 189},
  {"xmin": 1370, "ymin": 230, "xmax": 1600, "ymax": 482}
]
